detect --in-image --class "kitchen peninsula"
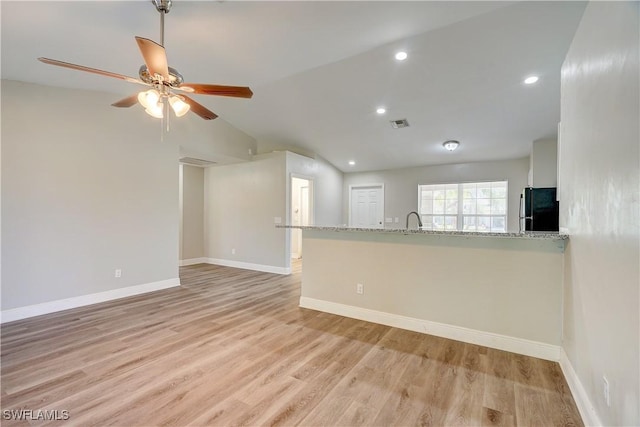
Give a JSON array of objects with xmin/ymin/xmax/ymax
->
[{"xmin": 280, "ymin": 225, "xmax": 568, "ymax": 361}]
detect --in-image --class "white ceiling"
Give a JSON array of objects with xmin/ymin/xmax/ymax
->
[{"xmin": 1, "ymin": 1, "xmax": 586, "ymax": 172}]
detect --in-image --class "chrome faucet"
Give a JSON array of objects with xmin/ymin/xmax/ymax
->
[{"xmin": 406, "ymin": 211, "xmax": 423, "ymax": 229}]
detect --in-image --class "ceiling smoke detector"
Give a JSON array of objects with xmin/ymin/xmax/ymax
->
[{"xmin": 390, "ymin": 119, "xmax": 410, "ymax": 129}]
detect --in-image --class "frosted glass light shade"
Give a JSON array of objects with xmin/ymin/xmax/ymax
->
[
  {"xmin": 138, "ymin": 89, "xmax": 160, "ymax": 110},
  {"xmin": 145, "ymin": 101, "xmax": 164, "ymax": 119},
  {"xmin": 169, "ymin": 95, "xmax": 190, "ymax": 117}
]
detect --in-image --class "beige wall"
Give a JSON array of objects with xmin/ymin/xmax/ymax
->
[
  {"xmin": 559, "ymin": 2, "xmax": 639, "ymax": 425},
  {"xmin": 301, "ymin": 230, "xmax": 564, "ymax": 347},
  {"xmin": 1, "ymin": 80, "xmax": 179, "ymax": 310},
  {"xmin": 343, "ymin": 158, "xmax": 529, "ymax": 232},
  {"xmin": 179, "ymin": 165, "xmax": 205, "ymax": 261}
]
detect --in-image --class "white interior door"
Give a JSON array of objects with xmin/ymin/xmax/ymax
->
[
  {"xmin": 298, "ymin": 185, "xmax": 309, "ymax": 258},
  {"xmin": 291, "ymin": 177, "xmax": 313, "ymax": 259},
  {"xmin": 350, "ymin": 185, "xmax": 384, "ymax": 228}
]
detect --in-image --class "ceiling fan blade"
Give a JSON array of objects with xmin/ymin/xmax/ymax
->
[
  {"xmin": 179, "ymin": 83, "xmax": 253, "ymax": 99},
  {"xmin": 181, "ymin": 95, "xmax": 218, "ymax": 120},
  {"xmin": 111, "ymin": 94, "xmax": 139, "ymax": 108},
  {"xmin": 38, "ymin": 57, "xmax": 146, "ymax": 85},
  {"xmin": 135, "ymin": 36, "xmax": 169, "ymax": 82}
]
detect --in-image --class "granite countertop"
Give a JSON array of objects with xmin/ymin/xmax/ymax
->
[{"xmin": 277, "ymin": 225, "xmax": 568, "ymax": 241}]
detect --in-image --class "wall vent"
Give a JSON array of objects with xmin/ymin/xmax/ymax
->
[
  {"xmin": 390, "ymin": 119, "xmax": 410, "ymax": 129},
  {"xmin": 179, "ymin": 157, "xmax": 217, "ymax": 167}
]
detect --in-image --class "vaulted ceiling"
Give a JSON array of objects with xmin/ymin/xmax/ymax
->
[{"xmin": 1, "ymin": 1, "xmax": 586, "ymax": 171}]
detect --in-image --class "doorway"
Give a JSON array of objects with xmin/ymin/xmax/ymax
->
[
  {"xmin": 349, "ymin": 184, "xmax": 384, "ymax": 228},
  {"xmin": 291, "ymin": 176, "xmax": 313, "ymax": 259}
]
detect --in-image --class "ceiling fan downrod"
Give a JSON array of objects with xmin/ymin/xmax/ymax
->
[{"xmin": 152, "ymin": 0, "xmax": 172, "ymax": 46}]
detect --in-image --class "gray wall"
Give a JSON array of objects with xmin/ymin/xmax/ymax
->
[
  {"xmin": 176, "ymin": 113, "xmax": 256, "ymax": 165},
  {"xmin": 204, "ymin": 151, "xmax": 343, "ymax": 271},
  {"xmin": 1, "ymin": 80, "xmax": 179, "ymax": 310},
  {"xmin": 179, "ymin": 165, "xmax": 205, "ymax": 261},
  {"xmin": 205, "ymin": 153, "xmax": 288, "ymax": 268},
  {"xmin": 285, "ymin": 152, "xmax": 343, "ymax": 227},
  {"xmin": 531, "ymin": 138, "xmax": 558, "ymax": 188},
  {"xmin": 285, "ymin": 151, "xmax": 344, "ymax": 267},
  {"xmin": 343, "ymin": 158, "xmax": 529, "ymax": 232},
  {"xmin": 559, "ymin": 2, "xmax": 639, "ymax": 425}
]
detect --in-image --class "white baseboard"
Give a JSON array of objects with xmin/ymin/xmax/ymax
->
[
  {"xmin": 1, "ymin": 278, "xmax": 181, "ymax": 324},
  {"xmin": 179, "ymin": 257, "xmax": 209, "ymax": 266},
  {"xmin": 559, "ymin": 348, "xmax": 602, "ymax": 426},
  {"xmin": 299, "ymin": 297, "xmax": 561, "ymax": 361},
  {"xmin": 206, "ymin": 258, "xmax": 291, "ymax": 275}
]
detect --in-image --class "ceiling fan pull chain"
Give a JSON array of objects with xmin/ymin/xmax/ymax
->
[{"xmin": 166, "ymin": 101, "xmax": 170, "ymax": 132}]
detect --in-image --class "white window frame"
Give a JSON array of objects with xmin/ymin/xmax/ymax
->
[{"xmin": 418, "ymin": 180, "xmax": 508, "ymax": 232}]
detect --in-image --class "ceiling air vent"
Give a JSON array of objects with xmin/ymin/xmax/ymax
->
[
  {"xmin": 390, "ymin": 118, "xmax": 410, "ymax": 129},
  {"xmin": 179, "ymin": 157, "xmax": 217, "ymax": 167}
]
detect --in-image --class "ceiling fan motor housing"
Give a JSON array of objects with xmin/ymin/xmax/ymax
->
[
  {"xmin": 152, "ymin": 0, "xmax": 172, "ymax": 13},
  {"xmin": 139, "ymin": 65, "xmax": 184, "ymax": 87}
]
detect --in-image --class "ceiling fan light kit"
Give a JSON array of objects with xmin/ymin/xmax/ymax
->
[
  {"xmin": 37, "ymin": 0, "xmax": 252, "ymax": 122},
  {"xmin": 169, "ymin": 95, "xmax": 190, "ymax": 117}
]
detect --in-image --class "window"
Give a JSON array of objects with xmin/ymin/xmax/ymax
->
[{"xmin": 418, "ymin": 181, "xmax": 508, "ymax": 232}]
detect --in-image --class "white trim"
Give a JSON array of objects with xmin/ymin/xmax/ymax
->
[
  {"xmin": 289, "ymin": 174, "xmax": 315, "ymax": 266},
  {"xmin": 207, "ymin": 258, "xmax": 291, "ymax": 275},
  {"xmin": 559, "ymin": 348, "xmax": 602, "ymax": 426},
  {"xmin": 290, "ymin": 172, "xmax": 316, "ymax": 226},
  {"xmin": 1, "ymin": 278, "xmax": 181, "ymax": 324},
  {"xmin": 299, "ymin": 297, "xmax": 561, "ymax": 361},
  {"xmin": 179, "ymin": 257, "xmax": 209, "ymax": 266}
]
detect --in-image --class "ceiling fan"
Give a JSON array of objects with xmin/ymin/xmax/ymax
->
[{"xmin": 37, "ymin": 0, "xmax": 252, "ymax": 121}]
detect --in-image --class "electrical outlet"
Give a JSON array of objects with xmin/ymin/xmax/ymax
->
[
  {"xmin": 603, "ymin": 376, "xmax": 610, "ymax": 407},
  {"xmin": 394, "ymin": 217, "xmax": 399, "ymax": 223},
  {"xmin": 356, "ymin": 283, "xmax": 364, "ymax": 295},
  {"xmin": 114, "ymin": 269, "xmax": 122, "ymax": 278},
  {"xmin": 231, "ymin": 248, "xmax": 236, "ymax": 255}
]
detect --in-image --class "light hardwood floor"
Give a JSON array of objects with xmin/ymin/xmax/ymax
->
[{"xmin": 1, "ymin": 261, "xmax": 583, "ymax": 426}]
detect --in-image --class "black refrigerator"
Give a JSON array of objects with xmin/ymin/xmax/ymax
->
[{"xmin": 519, "ymin": 187, "xmax": 559, "ymax": 232}]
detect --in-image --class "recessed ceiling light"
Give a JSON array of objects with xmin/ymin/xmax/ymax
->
[
  {"xmin": 376, "ymin": 107, "xmax": 386, "ymax": 114},
  {"xmin": 443, "ymin": 140, "xmax": 460, "ymax": 151},
  {"xmin": 524, "ymin": 76, "xmax": 539, "ymax": 84},
  {"xmin": 348, "ymin": 160, "xmax": 356, "ymax": 166},
  {"xmin": 395, "ymin": 51, "xmax": 408, "ymax": 61}
]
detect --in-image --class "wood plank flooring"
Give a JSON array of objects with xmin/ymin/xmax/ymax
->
[{"xmin": 1, "ymin": 261, "xmax": 583, "ymax": 426}]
